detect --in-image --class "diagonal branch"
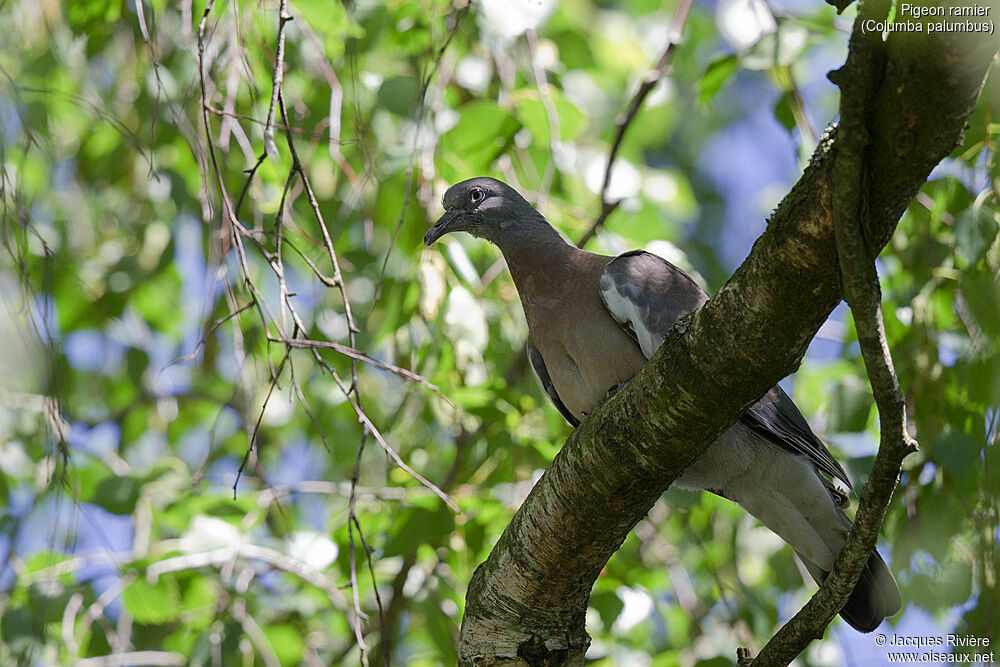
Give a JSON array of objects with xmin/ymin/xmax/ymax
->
[{"xmin": 749, "ymin": 0, "xmax": 920, "ymax": 661}]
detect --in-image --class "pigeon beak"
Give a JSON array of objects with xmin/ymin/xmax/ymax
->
[{"xmin": 424, "ymin": 209, "xmax": 462, "ymax": 246}]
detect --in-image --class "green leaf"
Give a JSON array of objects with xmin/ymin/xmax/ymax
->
[
  {"xmin": 695, "ymin": 658, "xmax": 737, "ymax": 667},
  {"xmin": 698, "ymin": 56, "xmax": 739, "ymax": 106},
  {"xmin": 66, "ymin": 0, "xmax": 120, "ymax": 53},
  {"xmin": 0, "ymin": 608, "xmax": 40, "ymax": 644},
  {"xmin": 179, "ymin": 575, "xmax": 218, "ymax": 629},
  {"xmin": 23, "ymin": 552, "xmax": 72, "ymax": 574},
  {"xmin": 437, "ymin": 102, "xmax": 520, "ymax": 182},
  {"xmin": 382, "ymin": 506, "xmax": 455, "ymax": 557},
  {"xmin": 934, "ymin": 429, "xmax": 981, "ymax": 482},
  {"xmin": 954, "ymin": 199, "xmax": 999, "ymax": 268},
  {"xmin": 293, "ymin": 0, "xmax": 364, "ymax": 57},
  {"xmin": 28, "ymin": 581, "xmax": 74, "ymax": 624},
  {"xmin": 132, "ymin": 267, "xmax": 182, "ymax": 335},
  {"xmin": 828, "ymin": 375, "xmax": 873, "ymax": 432},
  {"xmin": 378, "ymin": 76, "xmax": 422, "ymax": 116},
  {"xmin": 263, "ymin": 625, "xmax": 306, "ymax": 665},
  {"xmin": 960, "ymin": 273, "xmax": 1000, "ymax": 340},
  {"xmin": 773, "ymin": 91, "xmax": 796, "ymax": 132},
  {"xmin": 590, "ymin": 589, "xmax": 624, "ymax": 630},
  {"xmin": 513, "ymin": 89, "xmax": 586, "ymax": 145},
  {"xmin": 907, "ymin": 560, "xmax": 974, "ymax": 610},
  {"xmin": 450, "ymin": 386, "xmax": 495, "ymax": 409},
  {"xmin": 123, "ymin": 577, "xmax": 181, "ymax": 625},
  {"xmin": 938, "ymin": 559, "xmax": 974, "ymax": 606},
  {"xmin": 93, "ymin": 475, "xmax": 141, "ymax": 514}
]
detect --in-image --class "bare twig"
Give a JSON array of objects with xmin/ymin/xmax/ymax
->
[
  {"xmin": 2, "ymin": 84, "xmax": 149, "ymax": 159},
  {"xmin": 62, "ymin": 592, "xmax": 84, "ymax": 657},
  {"xmin": 525, "ymin": 28, "xmax": 561, "ymax": 211},
  {"xmin": 197, "ymin": 4, "xmax": 466, "ymax": 662},
  {"xmin": 281, "ymin": 236, "xmax": 339, "ymax": 286},
  {"xmin": 267, "ymin": 336, "xmax": 445, "ymax": 397},
  {"xmin": 263, "ymin": 0, "xmax": 292, "ymax": 162},
  {"xmin": 578, "ymin": 199, "xmax": 622, "ymax": 249},
  {"xmin": 273, "ymin": 15, "xmax": 464, "ymax": 652},
  {"xmin": 347, "ymin": 439, "xmax": 372, "ymax": 663},
  {"xmin": 235, "ymin": 152, "xmax": 268, "ymax": 218},
  {"xmin": 133, "ymin": 0, "xmax": 164, "ymax": 171},
  {"xmin": 278, "ymin": 96, "xmax": 359, "ymax": 342},
  {"xmin": 147, "ymin": 543, "xmax": 349, "ymax": 611},
  {"xmin": 233, "ymin": 348, "xmax": 285, "ymax": 492},
  {"xmin": 370, "ymin": 3, "xmax": 469, "ymax": 311},
  {"xmin": 74, "ymin": 651, "xmax": 187, "ymax": 667},
  {"xmin": 166, "ymin": 300, "xmax": 255, "ymax": 367},
  {"xmin": 578, "ymin": 0, "xmax": 693, "ymax": 247},
  {"xmin": 234, "ymin": 588, "xmax": 282, "ymax": 667},
  {"xmin": 274, "ymin": 87, "xmax": 464, "ymax": 661},
  {"xmin": 205, "ymin": 103, "xmax": 356, "ymax": 143},
  {"xmin": 198, "ymin": 15, "xmax": 378, "ymax": 646},
  {"xmin": 254, "ymin": 480, "xmax": 412, "ymax": 503},
  {"xmin": 292, "ymin": 13, "xmax": 373, "ymax": 226},
  {"xmin": 74, "ymin": 573, "xmax": 135, "ymax": 653},
  {"xmin": 347, "ymin": 395, "xmax": 460, "ymax": 513}
]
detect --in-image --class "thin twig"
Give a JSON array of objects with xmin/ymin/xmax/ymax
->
[
  {"xmin": 133, "ymin": 0, "xmax": 164, "ymax": 173},
  {"xmin": 281, "ymin": 237, "xmax": 339, "ymax": 286},
  {"xmin": 147, "ymin": 543, "xmax": 349, "ymax": 611},
  {"xmin": 165, "ymin": 300, "xmax": 254, "ymax": 367},
  {"xmin": 278, "ymin": 96, "xmax": 359, "ymax": 339},
  {"xmin": 578, "ymin": 0, "xmax": 693, "ymax": 247},
  {"xmin": 786, "ymin": 69, "xmax": 818, "ymax": 147},
  {"xmin": 235, "ymin": 152, "xmax": 268, "ymax": 218},
  {"xmin": 74, "ymin": 651, "xmax": 187, "ymax": 667},
  {"xmin": 234, "ymin": 590, "xmax": 282, "ymax": 667},
  {"xmin": 347, "ymin": 437, "xmax": 371, "ymax": 662},
  {"xmin": 274, "ymin": 89, "xmax": 380, "ymax": 663},
  {"xmin": 342, "ymin": 377, "xmax": 460, "ymax": 513},
  {"xmin": 263, "ymin": 0, "xmax": 292, "ymax": 161},
  {"xmin": 197, "ymin": 5, "xmax": 465, "ymax": 661},
  {"xmin": 578, "ymin": 199, "xmax": 622, "ymax": 249},
  {"xmin": 285, "ymin": 315, "xmax": 462, "ymax": 515},
  {"xmin": 370, "ymin": 3, "xmax": 469, "ymax": 312},
  {"xmin": 525, "ymin": 28, "xmax": 560, "ymax": 211},
  {"xmin": 267, "ymin": 336, "xmax": 446, "ymax": 397},
  {"xmin": 234, "ymin": 347, "xmax": 289, "ymax": 492},
  {"xmin": 292, "ymin": 13, "xmax": 376, "ymax": 232},
  {"xmin": 205, "ymin": 103, "xmax": 358, "ymax": 143}
]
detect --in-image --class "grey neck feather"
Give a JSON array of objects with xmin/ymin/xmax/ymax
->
[
  {"xmin": 483, "ymin": 211, "xmax": 574, "ymax": 289},
  {"xmin": 485, "ymin": 210, "xmax": 567, "ymax": 253}
]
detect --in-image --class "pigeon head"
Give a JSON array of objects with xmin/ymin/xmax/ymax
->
[{"xmin": 423, "ymin": 177, "xmax": 550, "ymax": 247}]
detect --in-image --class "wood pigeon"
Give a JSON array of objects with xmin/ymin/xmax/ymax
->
[{"xmin": 424, "ymin": 176, "xmax": 902, "ymax": 633}]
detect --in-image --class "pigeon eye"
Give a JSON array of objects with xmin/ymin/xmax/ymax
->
[{"xmin": 469, "ymin": 187, "xmax": 485, "ymax": 204}]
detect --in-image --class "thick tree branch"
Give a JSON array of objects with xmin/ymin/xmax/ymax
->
[
  {"xmin": 749, "ymin": 0, "xmax": 923, "ymax": 662},
  {"xmin": 459, "ymin": 4, "xmax": 997, "ymax": 665}
]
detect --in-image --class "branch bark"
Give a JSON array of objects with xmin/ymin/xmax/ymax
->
[
  {"xmin": 459, "ymin": 6, "xmax": 997, "ymax": 665},
  {"xmin": 750, "ymin": 0, "xmax": 923, "ymax": 661}
]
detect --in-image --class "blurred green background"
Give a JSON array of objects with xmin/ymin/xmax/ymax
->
[{"xmin": 1, "ymin": 0, "xmax": 997, "ymax": 664}]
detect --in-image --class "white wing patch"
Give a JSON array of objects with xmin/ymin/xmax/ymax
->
[{"xmin": 599, "ymin": 271, "xmax": 663, "ymax": 359}]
